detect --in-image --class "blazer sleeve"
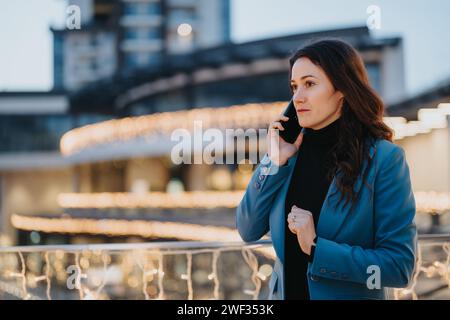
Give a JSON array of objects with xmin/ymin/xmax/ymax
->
[
  {"xmin": 236, "ymin": 154, "xmax": 294, "ymax": 242},
  {"xmin": 309, "ymin": 147, "xmax": 418, "ymax": 288}
]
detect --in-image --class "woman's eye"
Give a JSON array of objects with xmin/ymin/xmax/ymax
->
[
  {"xmin": 291, "ymin": 85, "xmax": 297, "ymax": 92},
  {"xmin": 305, "ymin": 81, "xmax": 315, "ymax": 88}
]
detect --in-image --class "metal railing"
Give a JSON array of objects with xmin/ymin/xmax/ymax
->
[
  {"xmin": 0, "ymin": 236, "xmax": 449, "ymax": 300},
  {"xmin": 397, "ymin": 234, "xmax": 450, "ymax": 300},
  {"xmin": 0, "ymin": 240, "xmax": 274, "ymax": 300}
]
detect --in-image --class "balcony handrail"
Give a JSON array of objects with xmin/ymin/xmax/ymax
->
[
  {"xmin": 0, "ymin": 236, "xmax": 449, "ymax": 300},
  {"xmin": 416, "ymin": 233, "xmax": 450, "ymax": 241},
  {"xmin": 0, "ymin": 233, "xmax": 448, "ymax": 254},
  {"xmin": 0, "ymin": 239, "xmax": 273, "ymax": 254}
]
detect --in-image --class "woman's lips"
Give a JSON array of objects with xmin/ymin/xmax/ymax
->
[{"xmin": 297, "ymin": 109, "xmax": 310, "ymax": 113}]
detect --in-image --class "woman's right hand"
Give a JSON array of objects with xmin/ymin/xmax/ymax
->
[{"xmin": 267, "ymin": 115, "xmax": 304, "ymax": 166}]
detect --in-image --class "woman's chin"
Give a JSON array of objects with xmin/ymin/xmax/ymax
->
[{"xmin": 299, "ymin": 119, "xmax": 314, "ymax": 128}]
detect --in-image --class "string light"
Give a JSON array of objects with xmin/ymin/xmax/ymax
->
[
  {"xmin": 157, "ymin": 254, "xmax": 165, "ymax": 300},
  {"xmin": 1, "ymin": 239, "xmax": 448, "ymax": 300},
  {"xmin": 75, "ymin": 252, "xmax": 86, "ymax": 299},
  {"xmin": 130, "ymin": 251, "xmax": 164, "ymax": 300},
  {"xmin": 182, "ymin": 253, "xmax": 193, "ymax": 300},
  {"xmin": 57, "ymin": 191, "xmax": 450, "ymax": 213},
  {"xmin": 444, "ymin": 243, "xmax": 450, "ymax": 287},
  {"xmin": 395, "ymin": 244, "xmax": 421, "ymax": 300},
  {"xmin": 10, "ymin": 213, "xmax": 276, "ymax": 261},
  {"xmin": 44, "ymin": 252, "xmax": 52, "ymax": 300},
  {"xmin": 18, "ymin": 252, "xmax": 30, "ymax": 300},
  {"xmin": 393, "ymin": 241, "xmax": 450, "ymax": 300},
  {"xmin": 58, "ymin": 191, "xmax": 245, "ymax": 209},
  {"xmin": 257, "ymin": 264, "xmax": 273, "ymax": 281},
  {"xmin": 241, "ymin": 248, "xmax": 262, "ymax": 300},
  {"xmin": 417, "ymin": 108, "xmax": 448, "ymax": 129},
  {"xmin": 11, "ymin": 214, "xmax": 243, "ymax": 242},
  {"xmin": 438, "ymin": 103, "xmax": 450, "ymax": 115},
  {"xmin": 209, "ymin": 251, "xmax": 220, "ymax": 300},
  {"xmin": 414, "ymin": 191, "xmax": 450, "ymax": 213},
  {"xmin": 0, "ymin": 242, "xmax": 272, "ymax": 300},
  {"xmin": 60, "ymin": 102, "xmax": 286, "ymax": 156},
  {"xmin": 29, "ymin": 252, "xmax": 52, "ymax": 300},
  {"xmin": 60, "ymin": 100, "xmax": 449, "ymax": 157},
  {"xmin": 135, "ymin": 250, "xmax": 150, "ymax": 300},
  {"xmin": 93, "ymin": 252, "xmax": 109, "ymax": 299}
]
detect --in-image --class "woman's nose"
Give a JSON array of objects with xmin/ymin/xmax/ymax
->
[{"xmin": 293, "ymin": 90, "xmax": 307, "ymax": 104}]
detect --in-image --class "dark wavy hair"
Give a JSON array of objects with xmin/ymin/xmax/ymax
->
[{"xmin": 289, "ymin": 38, "xmax": 393, "ymax": 209}]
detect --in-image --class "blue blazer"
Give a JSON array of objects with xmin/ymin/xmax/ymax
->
[{"xmin": 236, "ymin": 139, "xmax": 417, "ymax": 300}]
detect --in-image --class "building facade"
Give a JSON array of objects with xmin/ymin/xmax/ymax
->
[{"xmin": 53, "ymin": 0, "xmax": 231, "ymax": 91}]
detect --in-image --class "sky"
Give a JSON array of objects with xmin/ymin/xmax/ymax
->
[
  {"xmin": 0, "ymin": 0, "xmax": 66, "ymax": 91},
  {"xmin": 0, "ymin": 0, "xmax": 449, "ymax": 97}
]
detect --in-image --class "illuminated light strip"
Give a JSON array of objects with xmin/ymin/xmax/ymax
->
[
  {"xmin": 382, "ymin": 105, "xmax": 450, "ymax": 139},
  {"xmin": 10, "ymin": 214, "xmax": 275, "ymax": 259},
  {"xmin": 10, "ymin": 214, "xmax": 243, "ymax": 242},
  {"xmin": 414, "ymin": 191, "xmax": 450, "ymax": 213},
  {"xmin": 57, "ymin": 191, "xmax": 450, "ymax": 213},
  {"xmin": 393, "ymin": 121, "xmax": 432, "ymax": 140},
  {"xmin": 60, "ymin": 100, "xmax": 450, "ymax": 157},
  {"xmin": 60, "ymin": 102, "xmax": 286, "ymax": 156},
  {"xmin": 383, "ymin": 116, "xmax": 407, "ymax": 140},
  {"xmin": 438, "ymin": 103, "xmax": 450, "ymax": 115},
  {"xmin": 383, "ymin": 116, "xmax": 407, "ymax": 127},
  {"xmin": 417, "ymin": 108, "xmax": 448, "ymax": 129},
  {"xmin": 58, "ymin": 191, "xmax": 245, "ymax": 209}
]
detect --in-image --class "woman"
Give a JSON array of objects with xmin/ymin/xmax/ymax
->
[{"xmin": 236, "ymin": 39, "xmax": 417, "ymax": 300}]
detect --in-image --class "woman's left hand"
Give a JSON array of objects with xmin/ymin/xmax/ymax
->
[{"xmin": 287, "ymin": 205, "xmax": 316, "ymax": 256}]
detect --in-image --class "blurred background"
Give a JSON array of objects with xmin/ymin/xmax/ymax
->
[{"xmin": 0, "ymin": 0, "xmax": 449, "ymax": 300}]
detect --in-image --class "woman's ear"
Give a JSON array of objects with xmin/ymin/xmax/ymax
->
[
  {"xmin": 339, "ymin": 96, "xmax": 345, "ymax": 108},
  {"xmin": 335, "ymin": 90, "xmax": 345, "ymax": 109}
]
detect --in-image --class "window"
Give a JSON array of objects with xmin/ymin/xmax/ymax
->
[
  {"xmin": 366, "ymin": 63, "xmax": 381, "ymax": 93},
  {"xmin": 125, "ymin": 52, "xmax": 162, "ymax": 68},
  {"xmin": 124, "ymin": 3, "xmax": 162, "ymax": 15},
  {"xmin": 124, "ymin": 27, "xmax": 162, "ymax": 40}
]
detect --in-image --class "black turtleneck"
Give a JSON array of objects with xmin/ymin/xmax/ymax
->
[{"xmin": 284, "ymin": 117, "xmax": 341, "ymax": 300}]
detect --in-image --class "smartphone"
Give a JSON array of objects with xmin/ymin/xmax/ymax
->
[{"xmin": 278, "ymin": 99, "xmax": 303, "ymax": 144}]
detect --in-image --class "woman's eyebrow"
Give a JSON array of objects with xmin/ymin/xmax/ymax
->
[{"xmin": 290, "ymin": 75, "xmax": 318, "ymax": 82}]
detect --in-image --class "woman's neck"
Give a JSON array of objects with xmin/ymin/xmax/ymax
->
[{"xmin": 303, "ymin": 117, "xmax": 341, "ymax": 146}]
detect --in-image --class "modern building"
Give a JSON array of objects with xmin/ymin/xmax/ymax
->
[
  {"xmin": 69, "ymin": 25, "xmax": 407, "ymax": 116},
  {"xmin": 53, "ymin": 0, "xmax": 231, "ymax": 91}
]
